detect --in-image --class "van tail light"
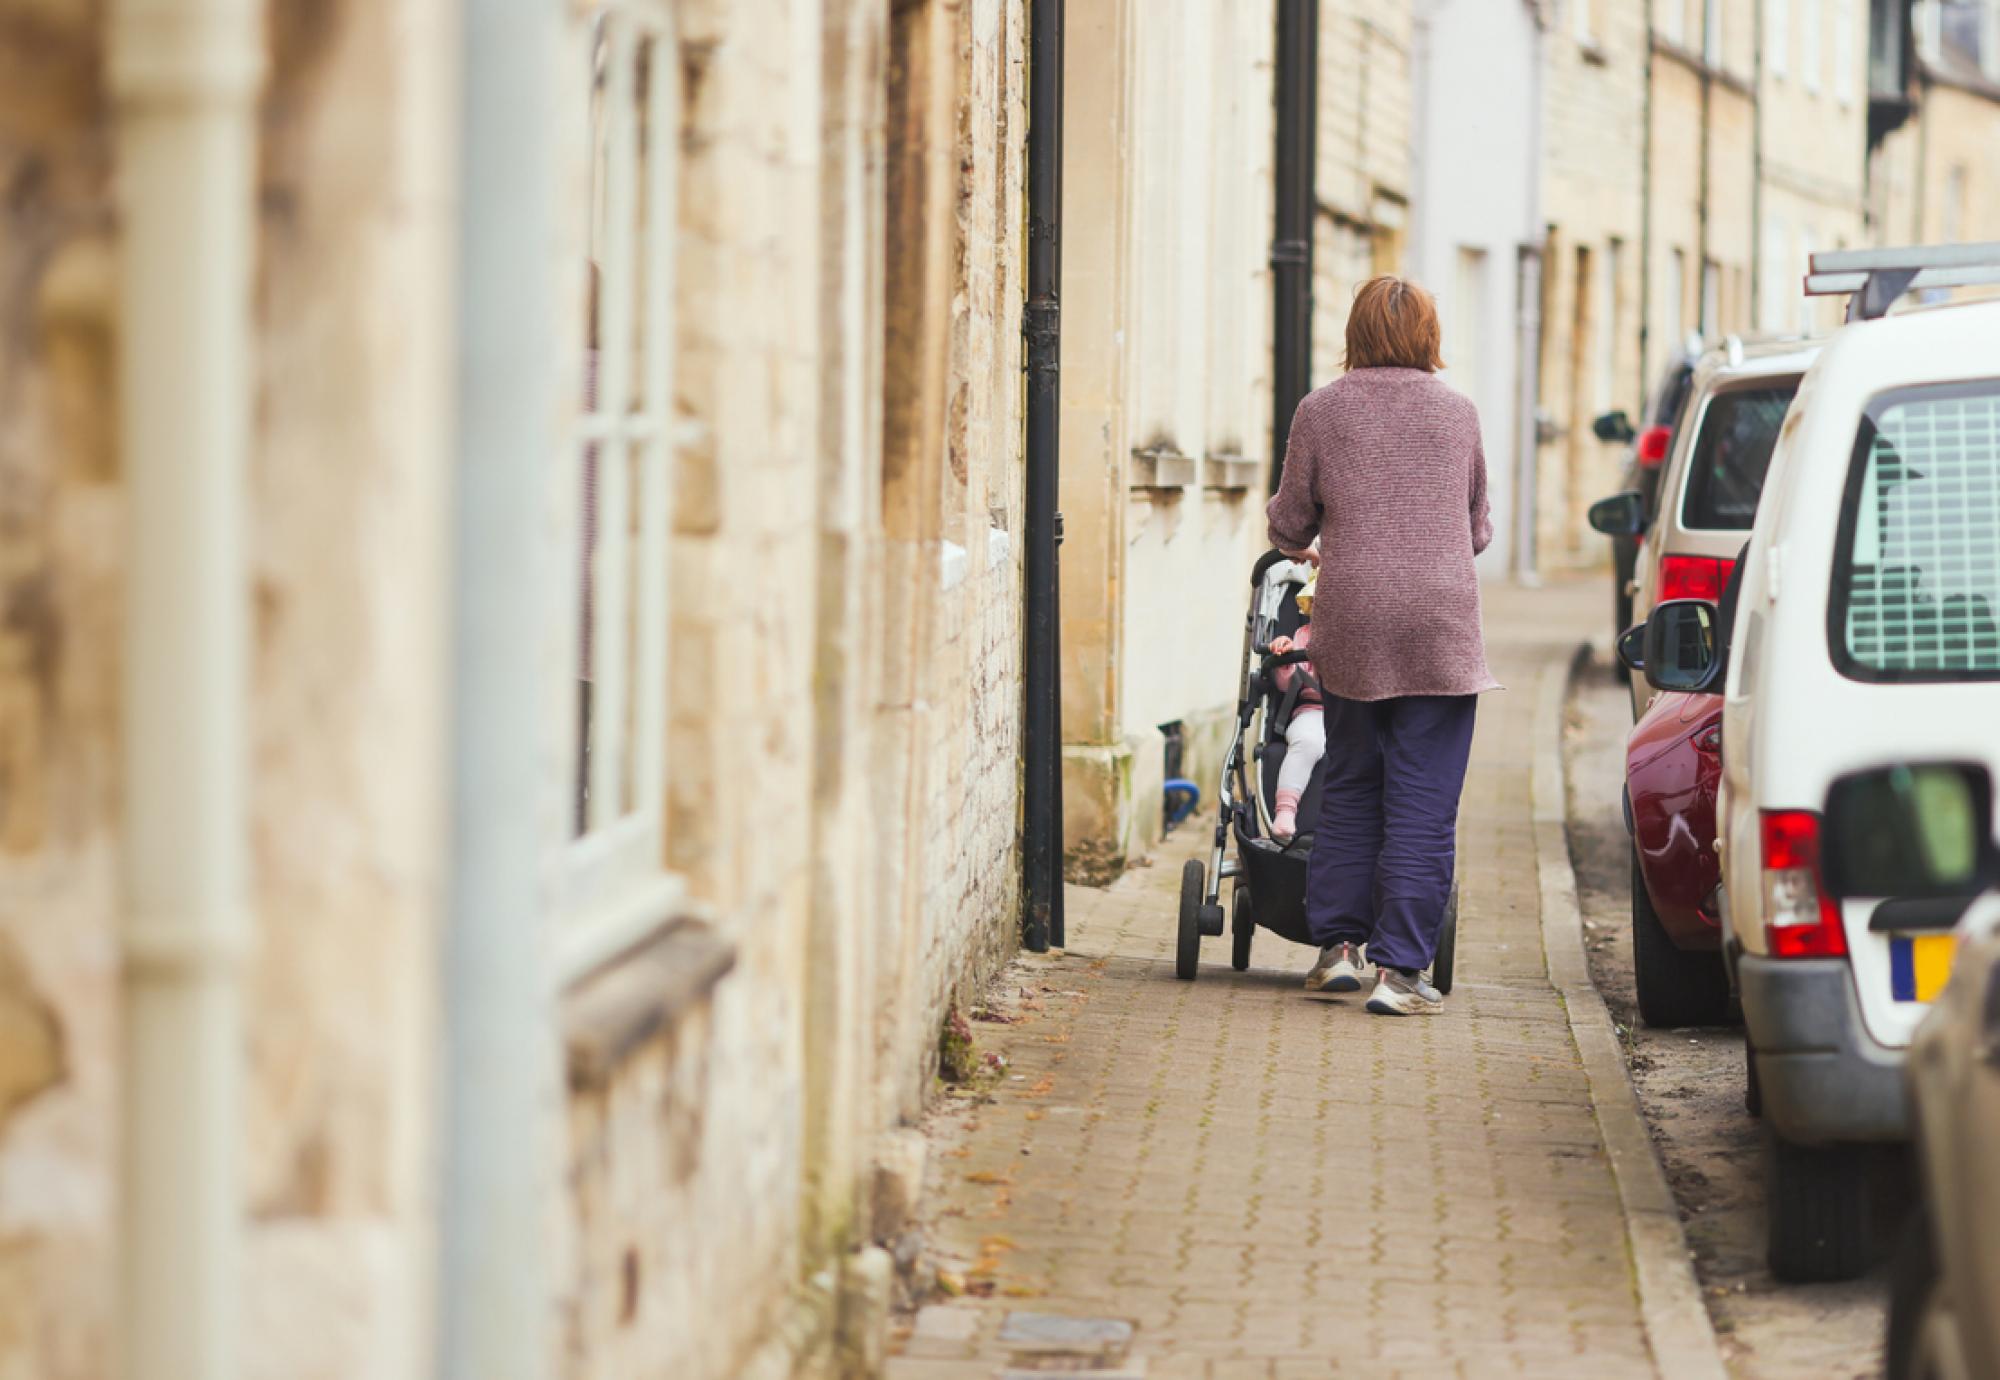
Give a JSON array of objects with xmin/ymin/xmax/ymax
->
[
  {"xmin": 1659, "ymin": 554, "xmax": 1724, "ymax": 602},
  {"xmin": 1760, "ymin": 811, "xmax": 1847, "ymax": 958},
  {"xmin": 1637, "ymin": 425, "xmax": 1673, "ymax": 467}
]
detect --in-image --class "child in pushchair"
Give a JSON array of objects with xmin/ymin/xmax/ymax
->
[{"xmin": 1170, "ymin": 549, "xmax": 1458, "ymax": 989}]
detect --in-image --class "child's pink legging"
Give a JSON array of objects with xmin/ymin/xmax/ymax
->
[{"xmin": 1273, "ymin": 706, "xmax": 1326, "ymax": 816}]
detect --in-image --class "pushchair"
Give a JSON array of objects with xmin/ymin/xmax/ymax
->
[{"xmin": 1174, "ymin": 549, "xmax": 1459, "ymax": 990}]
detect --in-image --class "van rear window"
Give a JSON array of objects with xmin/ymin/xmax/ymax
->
[
  {"xmin": 1679, "ymin": 384, "xmax": 1798, "ymax": 530},
  {"xmin": 1831, "ymin": 381, "xmax": 2000, "ymax": 682}
]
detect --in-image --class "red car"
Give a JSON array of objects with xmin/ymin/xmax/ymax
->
[{"xmin": 1623, "ymin": 687, "xmax": 1733, "ymax": 1026}]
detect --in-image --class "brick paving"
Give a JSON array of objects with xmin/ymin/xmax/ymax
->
[{"xmin": 893, "ymin": 579, "xmax": 1658, "ymax": 1379}]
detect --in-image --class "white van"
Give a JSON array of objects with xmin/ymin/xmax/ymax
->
[{"xmin": 1712, "ymin": 266, "xmax": 2000, "ymax": 1282}]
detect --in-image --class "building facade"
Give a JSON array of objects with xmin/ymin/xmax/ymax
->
[
  {"xmin": 0, "ymin": 1, "xmax": 1035, "ymax": 1377},
  {"xmin": 1538, "ymin": 0, "xmax": 1650, "ymax": 571},
  {"xmin": 1058, "ymin": 0, "xmax": 1279, "ymax": 880},
  {"xmin": 1870, "ymin": 0, "xmax": 2000, "ymax": 257}
]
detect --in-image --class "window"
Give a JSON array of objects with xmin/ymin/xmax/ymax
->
[
  {"xmin": 1597, "ymin": 240, "xmax": 1621, "ymax": 413},
  {"xmin": 1662, "ymin": 0, "xmax": 1687, "ymax": 45},
  {"xmin": 1705, "ymin": 0, "xmax": 1724, "ymax": 64},
  {"xmin": 1834, "ymin": 0, "xmax": 1857, "ymax": 102},
  {"xmin": 1574, "ymin": 0, "xmax": 1595, "ymax": 44},
  {"xmin": 1770, "ymin": 0, "xmax": 1791, "ymax": 75},
  {"xmin": 1761, "ymin": 216, "xmax": 1789, "ymax": 331},
  {"xmin": 1797, "ymin": 229, "xmax": 1817, "ymax": 335},
  {"xmin": 1701, "ymin": 258, "xmax": 1721, "ymax": 338},
  {"xmin": 564, "ymin": 2, "xmax": 682, "ymax": 981},
  {"xmin": 1833, "ymin": 381, "xmax": 2000, "ymax": 680},
  {"xmin": 1802, "ymin": 0, "xmax": 1823, "ymax": 89},
  {"xmin": 1665, "ymin": 249, "xmax": 1686, "ymax": 358},
  {"xmin": 1680, "ymin": 383, "xmax": 1799, "ymax": 529}
]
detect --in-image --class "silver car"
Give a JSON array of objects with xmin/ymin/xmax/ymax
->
[
  {"xmin": 1819, "ymin": 762, "xmax": 2000, "ymax": 1380},
  {"xmin": 1588, "ymin": 337, "xmax": 1821, "ymax": 718}
]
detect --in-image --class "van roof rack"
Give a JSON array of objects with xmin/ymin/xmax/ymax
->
[{"xmin": 1804, "ymin": 242, "xmax": 2000, "ymax": 321}]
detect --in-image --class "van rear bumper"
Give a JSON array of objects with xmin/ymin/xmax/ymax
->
[{"xmin": 1738, "ymin": 955, "xmax": 1908, "ymax": 1145}]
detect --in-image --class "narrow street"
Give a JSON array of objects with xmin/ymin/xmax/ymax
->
[
  {"xmin": 1563, "ymin": 654, "xmax": 1892, "ymax": 1380},
  {"xmin": 892, "ymin": 580, "xmax": 1723, "ymax": 1378}
]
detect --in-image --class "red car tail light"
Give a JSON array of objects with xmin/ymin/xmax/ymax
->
[
  {"xmin": 1636, "ymin": 425, "xmax": 1673, "ymax": 467},
  {"xmin": 1659, "ymin": 554, "xmax": 1725, "ymax": 602},
  {"xmin": 1760, "ymin": 811, "xmax": 1847, "ymax": 958}
]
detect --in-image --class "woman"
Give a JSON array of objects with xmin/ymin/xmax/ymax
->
[{"xmin": 1265, "ymin": 275, "xmax": 1497, "ymax": 1017}]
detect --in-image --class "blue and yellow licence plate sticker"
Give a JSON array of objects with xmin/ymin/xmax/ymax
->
[{"xmin": 1889, "ymin": 934, "xmax": 1958, "ymax": 1003}]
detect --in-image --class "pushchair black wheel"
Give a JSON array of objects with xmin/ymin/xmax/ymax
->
[
  {"xmin": 1431, "ymin": 882, "xmax": 1459, "ymax": 995},
  {"xmin": 1231, "ymin": 884, "xmax": 1254, "ymax": 971},
  {"xmin": 1176, "ymin": 859, "xmax": 1204, "ymax": 980}
]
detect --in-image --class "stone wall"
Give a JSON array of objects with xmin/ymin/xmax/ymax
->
[
  {"xmin": 1058, "ymin": 0, "xmax": 1276, "ymax": 881},
  {"xmin": 0, "ymin": 2, "xmax": 1033, "ymax": 1378},
  {"xmin": 0, "ymin": 3, "xmax": 455, "ymax": 1377},
  {"xmin": 1538, "ymin": 0, "xmax": 1648, "ymax": 570}
]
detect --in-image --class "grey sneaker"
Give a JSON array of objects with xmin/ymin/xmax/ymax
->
[
  {"xmin": 1365, "ymin": 967, "xmax": 1443, "ymax": 1016},
  {"xmin": 1304, "ymin": 941, "xmax": 1366, "ymax": 993}
]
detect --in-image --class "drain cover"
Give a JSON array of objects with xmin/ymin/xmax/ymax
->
[{"xmin": 996, "ymin": 1313, "xmax": 1135, "ymax": 1353}]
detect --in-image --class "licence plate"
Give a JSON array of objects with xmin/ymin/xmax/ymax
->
[{"xmin": 1890, "ymin": 933, "xmax": 1959, "ymax": 1003}]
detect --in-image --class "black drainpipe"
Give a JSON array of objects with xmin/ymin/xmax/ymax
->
[
  {"xmin": 1271, "ymin": 0, "xmax": 1319, "ymax": 493},
  {"xmin": 1023, "ymin": 0, "xmax": 1064, "ymax": 952}
]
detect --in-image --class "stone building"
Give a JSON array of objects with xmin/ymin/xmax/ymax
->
[
  {"xmin": 1870, "ymin": 0, "xmax": 2000, "ymax": 254},
  {"xmin": 1757, "ymin": 0, "xmax": 1873, "ymax": 334},
  {"xmin": 1058, "ymin": 0, "xmax": 1279, "ymax": 879},
  {"xmin": 0, "ymin": 1, "xmax": 1036, "ymax": 1377},
  {"xmin": 1536, "ymin": 0, "xmax": 1650, "ymax": 571}
]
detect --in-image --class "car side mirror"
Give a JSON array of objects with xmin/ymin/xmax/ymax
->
[
  {"xmin": 1615, "ymin": 624, "xmax": 1647, "ymax": 673},
  {"xmin": 1642, "ymin": 599, "xmax": 1724, "ymax": 694},
  {"xmin": 1593, "ymin": 409, "xmax": 1636, "ymax": 445},
  {"xmin": 1588, "ymin": 490, "xmax": 1647, "ymax": 538},
  {"xmin": 1821, "ymin": 763, "xmax": 1998, "ymax": 901}
]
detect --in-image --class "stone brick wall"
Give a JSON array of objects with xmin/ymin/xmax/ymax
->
[
  {"xmin": 1537, "ymin": 1, "xmax": 1647, "ymax": 571},
  {"xmin": 0, "ymin": 9, "xmax": 118, "ymax": 1376},
  {"xmin": 0, "ymin": 3, "xmax": 455, "ymax": 1377}
]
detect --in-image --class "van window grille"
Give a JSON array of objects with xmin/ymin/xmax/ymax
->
[{"xmin": 1836, "ymin": 383, "xmax": 2000, "ymax": 678}]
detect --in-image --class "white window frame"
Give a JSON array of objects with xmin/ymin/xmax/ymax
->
[
  {"xmin": 1705, "ymin": 0, "xmax": 1724, "ymax": 65},
  {"xmin": 1802, "ymin": 0, "xmax": 1823, "ymax": 91},
  {"xmin": 1574, "ymin": 0, "xmax": 1596, "ymax": 45},
  {"xmin": 1661, "ymin": 0, "xmax": 1687, "ymax": 46},
  {"xmin": 1834, "ymin": 0, "xmax": 1856, "ymax": 104},
  {"xmin": 1769, "ymin": 0, "xmax": 1790, "ymax": 75},
  {"xmin": 558, "ymin": 0, "xmax": 683, "ymax": 985}
]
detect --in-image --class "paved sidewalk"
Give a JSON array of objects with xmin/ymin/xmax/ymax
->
[{"xmin": 894, "ymin": 578, "xmax": 1672, "ymax": 1379}]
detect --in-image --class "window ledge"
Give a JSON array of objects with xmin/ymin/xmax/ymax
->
[
  {"xmin": 1578, "ymin": 36, "xmax": 1608, "ymax": 67},
  {"xmin": 1130, "ymin": 445, "xmax": 1195, "ymax": 491},
  {"xmin": 563, "ymin": 915, "xmax": 736, "ymax": 1091},
  {"xmin": 1203, "ymin": 454, "xmax": 1263, "ymax": 493}
]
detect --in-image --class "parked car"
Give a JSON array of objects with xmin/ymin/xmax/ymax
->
[
  {"xmin": 1592, "ymin": 344, "xmax": 1702, "ymax": 657},
  {"xmin": 1813, "ymin": 761, "xmax": 2000, "ymax": 1380},
  {"xmin": 1615, "ymin": 684, "xmax": 1731, "ymax": 1027},
  {"xmin": 1590, "ymin": 337, "xmax": 1819, "ymax": 719},
  {"xmin": 1644, "ymin": 287, "xmax": 2000, "ymax": 1282}
]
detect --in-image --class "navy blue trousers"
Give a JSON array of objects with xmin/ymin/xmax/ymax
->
[{"xmin": 1303, "ymin": 694, "xmax": 1478, "ymax": 973}]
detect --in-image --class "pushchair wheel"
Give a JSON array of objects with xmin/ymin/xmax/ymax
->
[
  {"xmin": 1176, "ymin": 859, "xmax": 1204, "ymax": 980},
  {"xmin": 1230, "ymin": 884, "xmax": 1254, "ymax": 971},
  {"xmin": 1431, "ymin": 882, "xmax": 1459, "ymax": 995}
]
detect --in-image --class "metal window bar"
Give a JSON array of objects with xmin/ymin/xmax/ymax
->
[{"xmin": 1843, "ymin": 393, "xmax": 2000, "ymax": 672}]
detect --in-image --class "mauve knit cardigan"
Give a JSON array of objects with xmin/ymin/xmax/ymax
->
[{"xmin": 1266, "ymin": 367, "xmax": 1500, "ymax": 702}]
